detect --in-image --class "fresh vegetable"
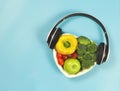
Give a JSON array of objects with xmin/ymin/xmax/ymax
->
[
  {"xmin": 71, "ymin": 52, "xmax": 78, "ymax": 58},
  {"xmin": 58, "ymin": 58, "xmax": 64, "ymax": 66},
  {"xmin": 63, "ymin": 41, "xmax": 70, "ymax": 48},
  {"xmin": 77, "ymin": 36, "xmax": 98, "ymax": 70},
  {"xmin": 63, "ymin": 58, "xmax": 81, "ymax": 74},
  {"xmin": 55, "ymin": 34, "xmax": 78, "ymax": 55},
  {"xmin": 55, "ymin": 34, "xmax": 98, "ymax": 75},
  {"xmin": 56, "ymin": 53, "xmax": 64, "ymax": 66},
  {"xmin": 77, "ymin": 36, "xmax": 91, "ymax": 45},
  {"xmin": 81, "ymin": 59, "xmax": 94, "ymax": 69},
  {"xmin": 77, "ymin": 44, "xmax": 87, "ymax": 56},
  {"xmin": 62, "ymin": 55, "xmax": 68, "ymax": 60},
  {"xmin": 87, "ymin": 42, "xmax": 97, "ymax": 53},
  {"xmin": 56, "ymin": 53, "xmax": 62, "ymax": 59},
  {"xmin": 77, "ymin": 52, "xmax": 97, "ymax": 69}
]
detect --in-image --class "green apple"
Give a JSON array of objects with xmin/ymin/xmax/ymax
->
[{"xmin": 63, "ymin": 58, "xmax": 81, "ymax": 74}]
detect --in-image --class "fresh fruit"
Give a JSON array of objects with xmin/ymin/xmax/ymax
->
[
  {"xmin": 63, "ymin": 58, "xmax": 81, "ymax": 74},
  {"xmin": 56, "ymin": 53, "xmax": 64, "ymax": 66},
  {"xmin": 58, "ymin": 58, "xmax": 64, "ymax": 66},
  {"xmin": 62, "ymin": 55, "xmax": 68, "ymax": 60},
  {"xmin": 55, "ymin": 34, "xmax": 78, "ymax": 55},
  {"xmin": 56, "ymin": 53, "xmax": 62, "ymax": 59},
  {"xmin": 55, "ymin": 35, "xmax": 98, "ymax": 75},
  {"xmin": 71, "ymin": 52, "xmax": 77, "ymax": 58}
]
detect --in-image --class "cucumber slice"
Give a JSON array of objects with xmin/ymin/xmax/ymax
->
[{"xmin": 77, "ymin": 36, "xmax": 91, "ymax": 45}]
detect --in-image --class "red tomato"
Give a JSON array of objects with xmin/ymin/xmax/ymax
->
[
  {"xmin": 62, "ymin": 55, "xmax": 68, "ymax": 60},
  {"xmin": 56, "ymin": 53, "xmax": 62, "ymax": 59},
  {"xmin": 56, "ymin": 53, "xmax": 64, "ymax": 66},
  {"xmin": 58, "ymin": 58, "xmax": 64, "ymax": 66},
  {"xmin": 72, "ymin": 52, "xmax": 78, "ymax": 58}
]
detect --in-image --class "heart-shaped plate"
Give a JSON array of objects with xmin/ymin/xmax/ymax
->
[{"xmin": 53, "ymin": 49, "xmax": 96, "ymax": 78}]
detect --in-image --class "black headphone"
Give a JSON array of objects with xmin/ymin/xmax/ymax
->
[{"xmin": 46, "ymin": 12, "xmax": 110, "ymax": 65}]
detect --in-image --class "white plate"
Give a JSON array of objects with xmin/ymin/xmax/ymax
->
[{"xmin": 53, "ymin": 49, "xmax": 96, "ymax": 78}]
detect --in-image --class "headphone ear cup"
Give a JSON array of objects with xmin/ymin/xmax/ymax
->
[
  {"xmin": 47, "ymin": 28, "xmax": 62, "ymax": 49},
  {"xmin": 96, "ymin": 43, "xmax": 106, "ymax": 65},
  {"xmin": 103, "ymin": 45, "xmax": 109, "ymax": 62}
]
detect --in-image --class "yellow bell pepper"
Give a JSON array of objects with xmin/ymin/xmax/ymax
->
[{"xmin": 55, "ymin": 34, "xmax": 78, "ymax": 55}]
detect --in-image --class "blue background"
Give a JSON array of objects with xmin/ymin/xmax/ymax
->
[{"xmin": 0, "ymin": 0, "xmax": 120, "ymax": 91}]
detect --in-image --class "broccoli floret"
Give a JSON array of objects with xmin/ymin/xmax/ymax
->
[
  {"xmin": 77, "ymin": 53, "xmax": 96, "ymax": 70},
  {"xmin": 83, "ymin": 53, "xmax": 93, "ymax": 60},
  {"xmin": 77, "ymin": 44, "xmax": 87, "ymax": 56},
  {"xmin": 76, "ymin": 36, "xmax": 98, "ymax": 70},
  {"xmin": 87, "ymin": 42, "xmax": 98, "ymax": 53},
  {"xmin": 81, "ymin": 59, "xmax": 95, "ymax": 70},
  {"xmin": 83, "ymin": 53, "xmax": 96, "ymax": 61},
  {"xmin": 77, "ymin": 55, "xmax": 83, "ymax": 60},
  {"xmin": 80, "ymin": 53, "xmax": 95, "ymax": 69},
  {"xmin": 78, "ymin": 44, "xmax": 87, "ymax": 51}
]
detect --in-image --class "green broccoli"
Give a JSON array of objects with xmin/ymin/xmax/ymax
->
[
  {"xmin": 76, "ymin": 36, "xmax": 98, "ymax": 70},
  {"xmin": 87, "ymin": 42, "xmax": 98, "ymax": 53},
  {"xmin": 80, "ymin": 59, "xmax": 95, "ymax": 70},
  {"xmin": 77, "ymin": 44, "xmax": 87, "ymax": 56}
]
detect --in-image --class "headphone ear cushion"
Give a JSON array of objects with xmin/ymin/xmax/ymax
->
[
  {"xmin": 47, "ymin": 28, "xmax": 62, "ymax": 49},
  {"xmin": 96, "ymin": 43, "xmax": 106, "ymax": 65}
]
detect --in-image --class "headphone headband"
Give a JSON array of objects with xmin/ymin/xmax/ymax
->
[
  {"xmin": 53, "ymin": 13, "xmax": 109, "ymax": 46},
  {"xmin": 52, "ymin": 13, "xmax": 109, "ymax": 57},
  {"xmin": 47, "ymin": 13, "xmax": 109, "ymax": 61},
  {"xmin": 47, "ymin": 12, "xmax": 110, "ymax": 66},
  {"xmin": 47, "ymin": 12, "xmax": 110, "ymax": 65}
]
